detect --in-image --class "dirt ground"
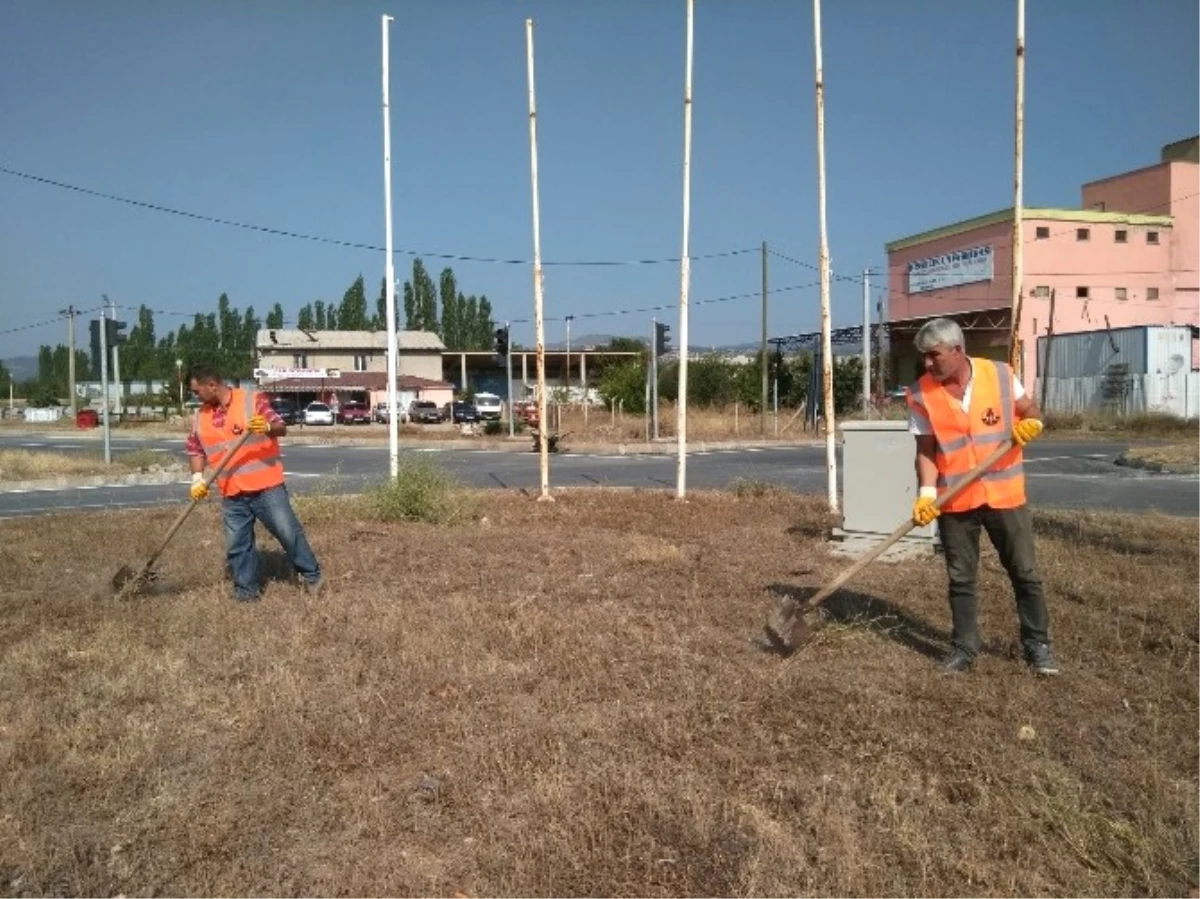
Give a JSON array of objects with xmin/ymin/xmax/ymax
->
[
  {"xmin": 1118, "ymin": 442, "xmax": 1200, "ymax": 474},
  {"xmin": 0, "ymin": 489, "xmax": 1196, "ymax": 897}
]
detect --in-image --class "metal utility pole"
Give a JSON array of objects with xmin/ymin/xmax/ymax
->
[
  {"xmin": 813, "ymin": 0, "xmax": 838, "ymax": 512},
  {"xmin": 505, "ymin": 321, "xmax": 515, "ymax": 437},
  {"xmin": 381, "ymin": 14, "xmax": 400, "ymax": 479},
  {"xmin": 59, "ymin": 305, "xmax": 77, "ymax": 416},
  {"xmin": 760, "ymin": 241, "xmax": 768, "ymax": 436},
  {"xmin": 98, "ymin": 315, "xmax": 111, "ymax": 464},
  {"xmin": 106, "ymin": 295, "xmax": 122, "ymax": 417},
  {"xmin": 1008, "ymin": 0, "xmax": 1026, "ymax": 376},
  {"xmin": 564, "ymin": 314, "xmax": 574, "ymax": 396},
  {"xmin": 861, "ymin": 269, "xmax": 871, "ymax": 415},
  {"xmin": 526, "ymin": 18, "xmax": 551, "ymax": 501},
  {"xmin": 651, "ymin": 317, "xmax": 660, "ymax": 439},
  {"xmin": 675, "ymin": 0, "xmax": 695, "ymax": 500}
]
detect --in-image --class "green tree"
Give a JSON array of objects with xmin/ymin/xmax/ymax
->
[
  {"xmin": 337, "ymin": 275, "xmax": 369, "ymax": 330},
  {"xmin": 122, "ymin": 304, "xmax": 159, "ymax": 379},
  {"xmin": 475, "ymin": 295, "xmax": 494, "ymax": 349},
  {"xmin": 266, "ymin": 303, "xmax": 285, "ymax": 329},
  {"xmin": 439, "ymin": 268, "xmax": 460, "ymax": 348},
  {"xmin": 297, "ymin": 304, "xmax": 315, "ymax": 330},
  {"xmin": 314, "ymin": 301, "xmax": 327, "ymax": 330},
  {"xmin": 597, "ymin": 359, "xmax": 649, "ymax": 414},
  {"xmin": 374, "ymin": 277, "xmax": 387, "ymax": 330},
  {"xmin": 403, "ymin": 281, "xmax": 416, "ymax": 330}
]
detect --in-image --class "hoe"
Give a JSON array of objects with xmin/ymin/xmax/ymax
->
[{"xmin": 759, "ymin": 439, "xmax": 1017, "ymax": 655}]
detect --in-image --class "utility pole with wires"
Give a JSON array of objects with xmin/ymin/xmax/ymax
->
[
  {"xmin": 1008, "ymin": 0, "xmax": 1026, "ymax": 378},
  {"xmin": 760, "ymin": 241, "xmax": 768, "ymax": 436},
  {"xmin": 380, "ymin": 13, "xmax": 400, "ymax": 480},
  {"xmin": 105, "ymin": 295, "xmax": 122, "ymax": 417},
  {"xmin": 812, "ymin": 0, "xmax": 838, "ymax": 512},
  {"xmin": 59, "ymin": 305, "xmax": 77, "ymax": 416},
  {"xmin": 675, "ymin": 0, "xmax": 695, "ymax": 500},
  {"xmin": 526, "ymin": 17, "xmax": 551, "ymax": 501},
  {"xmin": 861, "ymin": 269, "xmax": 871, "ymax": 416}
]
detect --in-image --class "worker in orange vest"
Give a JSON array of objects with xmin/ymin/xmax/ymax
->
[
  {"xmin": 186, "ymin": 364, "xmax": 324, "ymax": 602},
  {"xmin": 905, "ymin": 318, "xmax": 1057, "ymax": 675}
]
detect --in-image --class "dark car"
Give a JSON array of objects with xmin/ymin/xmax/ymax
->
[
  {"xmin": 336, "ymin": 401, "xmax": 372, "ymax": 425},
  {"xmin": 409, "ymin": 400, "xmax": 444, "ymax": 424},
  {"xmin": 444, "ymin": 401, "xmax": 480, "ymax": 424},
  {"xmin": 269, "ymin": 397, "xmax": 299, "ymax": 425}
]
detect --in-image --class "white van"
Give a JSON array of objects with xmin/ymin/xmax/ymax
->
[{"xmin": 474, "ymin": 392, "xmax": 502, "ymax": 421}]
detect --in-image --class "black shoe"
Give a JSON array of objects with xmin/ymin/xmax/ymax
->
[
  {"xmin": 939, "ymin": 647, "xmax": 976, "ymax": 673},
  {"xmin": 1024, "ymin": 642, "xmax": 1060, "ymax": 676}
]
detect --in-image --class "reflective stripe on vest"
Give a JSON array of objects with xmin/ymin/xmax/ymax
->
[
  {"xmin": 905, "ymin": 358, "xmax": 1025, "ymax": 513},
  {"xmin": 195, "ymin": 388, "xmax": 285, "ymax": 497}
]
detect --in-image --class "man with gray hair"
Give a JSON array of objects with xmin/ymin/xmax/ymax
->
[{"xmin": 905, "ymin": 317, "xmax": 1058, "ymax": 675}]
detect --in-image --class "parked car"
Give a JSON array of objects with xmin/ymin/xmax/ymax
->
[
  {"xmin": 336, "ymin": 401, "xmax": 372, "ymax": 425},
  {"xmin": 269, "ymin": 397, "xmax": 299, "ymax": 425},
  {"xmin": 474, "ymin": 392, "xmax": 503, "ymax": 421},
  {"xmin": 408, "ymin": 400, "xmax": 444, "ymax": 424},
  {"xmin": 303, "ymin": 402, "xmax": 334, "ymax": 426},
  {"xmin": 444, "ymin": 401, "xmax": 480, "ymax": 424}
]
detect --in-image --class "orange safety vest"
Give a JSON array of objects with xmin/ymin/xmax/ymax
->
[
  {"xmin": 905, "ymin": 358, "xmax": 1025, "ymax": 513},
  {"xmin": 193, "ymin": 388, "xmax": 285, "ymax": 497}
]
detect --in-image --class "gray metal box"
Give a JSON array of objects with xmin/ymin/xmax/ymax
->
[{"xmin": 838, "ymin": 420, "xmax": 937, "ymax": 543}]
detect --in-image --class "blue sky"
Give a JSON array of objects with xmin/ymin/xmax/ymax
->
[{"xmin": 1, "ymin": 0, "xmax": 1197, "ymax": 360}]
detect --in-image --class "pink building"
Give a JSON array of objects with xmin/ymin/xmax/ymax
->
[{"xmin": 884, "ymin": 137, "xmax": 1199, "ymax": 390}]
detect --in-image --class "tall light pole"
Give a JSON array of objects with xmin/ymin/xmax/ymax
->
[
  {"xmin": 175, "ymin": 358, "xmax": 183, "ymax": 408},
  {"xmin": 813, "ymin": 0, "xmax": 838, "ymax": 513},
  {"xmin": 381, "ymin": 13, "xmax": 400, "ymax": 479},
  {"xmin": 1008, "ymin": 0, "xmax": 1027, "ymax": 379},
  {"xmin": 675, "ymin": 0, "xmax": 695, "ymax": 500},
  {"xmin": 526, "ymin": 17, "xmax": 551, "ymax": 501}
]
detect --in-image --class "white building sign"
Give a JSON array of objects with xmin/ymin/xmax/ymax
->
[
  {"xmin": 907, "ymin": 244, "xmax": 994, "ymax": 294},
  {"xmin": 254, "ymin": 367, "xmax": 341, "ymax": 381}
]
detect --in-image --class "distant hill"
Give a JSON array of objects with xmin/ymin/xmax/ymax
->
[{"xmin": 1, "ymin": 356, "xmax": 38, "ymax": 380}]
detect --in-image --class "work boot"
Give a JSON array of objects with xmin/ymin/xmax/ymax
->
[
  {"xmin": 302, "ymin": 575, "xmax": 326, "ymax": 598},
  {"xmin": 1023, "ymin": 641, "xmax": 1060, "ymax": 676},
  {"xmin": 938, "ymin": 647, "xmax": 976, "ymax": 673}
]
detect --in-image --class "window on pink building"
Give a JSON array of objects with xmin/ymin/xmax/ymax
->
[
  {"xmin": 1147, "ymin": 231, "xmax": 1160, "ymax": 245},
  {"xmin": 1076, "ymin": 228, "xmax": 1090, "ymax": 241},
  {"xmin": 1032, "ymin": 286, "xmax": 1050, "ymax": 298},
  {"xmin": 1115, "ymin": 288, "xmax": 1127, "ymax": 301},
  {"xmin": 1115, "ymin": 230, "xmax": 1128, "ymax": 243},
  {"xmin": 1147, "ymin": 288, "xmax": 1160, "ymax": 300},
  {"xmin": 1035, "ymin": 226, "xmax": 1050, "ymax": 239},
  {"xmin": 1076, "ymin": 287, "xmax": 1089, "ymax": 299}
]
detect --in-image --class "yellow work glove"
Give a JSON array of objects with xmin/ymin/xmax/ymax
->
[
  {"xmin": 912, "ymin": 488, "xmax": 940, "ymax": 526},
  {"xmin": 1013, "ymin": 418, "xmax": 1044, "ymax": 447},
  {"xmin": 248, "ymin": 413, "xmax": 270, "ymax": 435},
  {"xmin": 190, "ymin": 472, "xmax": 209, "ymax": 501}
]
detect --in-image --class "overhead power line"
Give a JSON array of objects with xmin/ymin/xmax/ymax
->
[{"xmin": 0, "ymin": 165, "xmax": 755, "ymax": 268}]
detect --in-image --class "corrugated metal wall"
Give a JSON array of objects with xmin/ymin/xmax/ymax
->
[
  {"xmin": 1037, "ymin": 326, "xmax": 1196, "ymax": 380},
  {"xmin": 1041, "ymin": 372, "xmax": 1199, "ymax": 418}
]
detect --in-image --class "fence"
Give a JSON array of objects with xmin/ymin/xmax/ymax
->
[{"xmin": 1038, "ymin": 372, "xmax": 1200, "ymax": 419}]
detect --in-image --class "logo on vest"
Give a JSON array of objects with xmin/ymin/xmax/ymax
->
[
  {"xmin": 981, "ymin": 407, "xmax": 1000, "ymax": 426},
  {"xmin": 231, "ymin": 424, "xmax": 245, "ymax": 435}
]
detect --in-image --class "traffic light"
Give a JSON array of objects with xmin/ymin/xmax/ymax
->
[
  {"xmin": 106, "ymin": 318, "xmax": 128, "ymax": 347},
  {"xmin": 494, "ymin": 326, "xmax": 510, "ymax": 356},
  {"xmin": 655, "ymin": 321, "xmax": 671, "ymax": 356},
  {"xmin": 89, "ymin": 318, "xmax": 128, "ymax": 377}
]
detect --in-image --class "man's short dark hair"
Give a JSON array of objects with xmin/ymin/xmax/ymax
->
[{"xmin": 188, "ymin": 364, "xmax": 222, "ymax": 385}]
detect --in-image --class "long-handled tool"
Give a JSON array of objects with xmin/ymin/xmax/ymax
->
[
  {"xmin": 759, "ymin": 438, "xmax": 1018, "ymax": 655},
  {"xmin": 108, "ymin": 429, "xmax": 254, "ymax": 598}
]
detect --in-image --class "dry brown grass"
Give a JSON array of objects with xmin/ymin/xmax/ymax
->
[
  {"xmin": 1119, "ymin": 442, "xmax": 1200, "ymax": 473},
  {"xmin": 0, "ymin": 448, "xmax": 179, "ymax": 481},
  {"xmin": 0, "ymin": 489, "xmax": 1196, "ymax": 897}
]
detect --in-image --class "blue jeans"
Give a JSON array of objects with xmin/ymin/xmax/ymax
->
[{"xmin": 222, "ymin": 484, "xmax": 321, "ymax": 600}]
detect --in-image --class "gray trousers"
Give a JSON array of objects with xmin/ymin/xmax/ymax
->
[{"xmin": 937, "ymin": 503, "xmax": 1050, "ymax": 655}]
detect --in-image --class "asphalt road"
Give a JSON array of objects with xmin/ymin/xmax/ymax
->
[{"xmin": 0, "ymin": 430, "xmax": 1195, "ymax": 520}]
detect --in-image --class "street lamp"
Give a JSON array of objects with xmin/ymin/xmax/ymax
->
[{"xmin": 175, "ymin": 358, "xmax": 183, "ymax": 408}]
